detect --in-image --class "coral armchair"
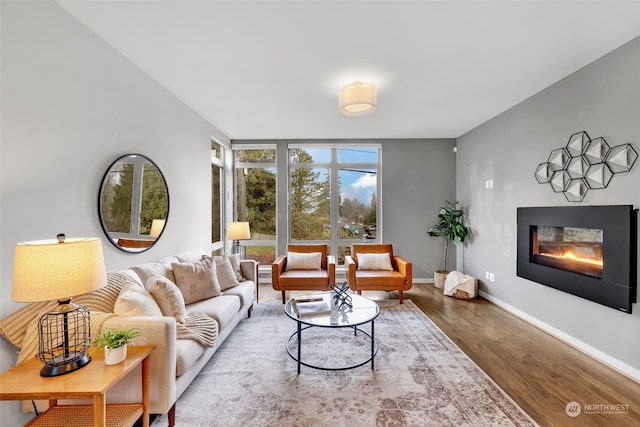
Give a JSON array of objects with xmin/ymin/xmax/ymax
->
[
  {"xmin": 271, "ymin": 244, "xmax": 336, "ymax": 303},
  {"xmin": 345, "ymin": 244, "xmax": 412, "ymax": 304}
]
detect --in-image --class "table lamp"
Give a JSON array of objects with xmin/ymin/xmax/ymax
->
[
  {"xmin": 227, "ymin": 222, "xmax": 251, "ymax": 260},
  {"xmin": 12, "ymin": 234, "xmax": 107, "ymax": 376},
  {"xmin": 149, "ymin": 219, "xmax": 166, "ymax": 238}
]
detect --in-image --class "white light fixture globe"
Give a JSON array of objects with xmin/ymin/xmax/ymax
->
[{"xmin": 338, "ymin": 81, "xmax": 377, "ymax": 117}]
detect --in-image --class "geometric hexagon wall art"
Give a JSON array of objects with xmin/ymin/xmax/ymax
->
[
  {"xmin": 566, "ymin": 131, "xmax": 590, "ymax": 156},
  {"xmin": 533, "ymin": 130, "xmax": 638, "ymax": 202},
  {"xmin": 606, "ymin": 143, "xmax": 638, "ymax": 173},
  {"xmin": 584, "ymin": 163, "xmax": 613, "ymax": 189},
  {"xmin": 583, "ymin": 137, "xmax": 611, "ymax": 165},
  {"xmin": 534, "ymin": 162, "xmax": 552, "ymax": 183},
  {"xmin": 548, "ymin": 147, "xmax": 570, "ymax": 171},
  {"xmin": 564, "ymin": 178, "xmax": 588, "ymax": 202}
]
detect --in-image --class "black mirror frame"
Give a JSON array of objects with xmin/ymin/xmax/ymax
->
[{"xmin": 98, "ymin": 153, "xmax": 170, "ymax": 253}]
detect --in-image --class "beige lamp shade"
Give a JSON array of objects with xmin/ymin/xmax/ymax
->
[
  {"xmin": 150, "ymin": 219, "xmax": 166, "ymax": 238},
  {"xmin": 12, "ymin": 237, "xmax": 107, "ymax": 302},
  {"xmin": 339, "ymin": 81, "xmax": 377, "ymax": 117},
  {"xmin": 226, "ymin": 222, "xmax": 251, "ymax": 240}
]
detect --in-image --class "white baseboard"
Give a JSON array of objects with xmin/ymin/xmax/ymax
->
[{"xmin": 479, "ymin": 290, "xmax": 640, "ymax": 383}]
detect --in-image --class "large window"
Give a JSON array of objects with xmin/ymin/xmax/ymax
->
[
  {"xmin": 289, "ymin": 145, "xmax": 380, "ymax": 265},
  {"xmin": 234, "ymin": 146, "xmax": 277, "ymax": 265},
  {"xmin": 211, "ymin": 141, "xmax": 223, "ymax": 247}
]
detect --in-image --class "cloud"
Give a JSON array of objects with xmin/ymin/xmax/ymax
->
[{"xmin": 351, "ymin": 173, "xmax": 377, "ymax": 190}]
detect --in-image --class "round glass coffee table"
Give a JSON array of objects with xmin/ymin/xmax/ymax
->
[{"xmin": 284, "ymin": 292, "xmax": 379, "ymax": 373}]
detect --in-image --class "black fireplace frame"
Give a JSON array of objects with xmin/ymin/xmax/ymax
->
[{"xmin": 517, "ymin": 205, "xmax": 637, "ymax": 313}]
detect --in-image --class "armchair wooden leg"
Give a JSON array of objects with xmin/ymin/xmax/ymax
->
[
  {"xmin": 399, "ymin": 291, "xmax": 404, "ymax": 304},
  {"xmin": 282, "ymin": 290, "xmax": 286, "ymax": 304},
  {"xmin": 357, "ymin": 290, "xmax": 362, "ymax": 295}
]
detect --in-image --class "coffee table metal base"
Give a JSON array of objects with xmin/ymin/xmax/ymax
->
[{"xmin": 286, "ymin": 321, "xmax": 377, "ymax": 373}]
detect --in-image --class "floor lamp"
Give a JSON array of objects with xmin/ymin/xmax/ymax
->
[
  {"xmin": 227, "ymin": 222, "xmax": 251, "ymax": 260},
  {"xmin": 12, "ymin": 235, "xmax": 107, "ymax": 376}
]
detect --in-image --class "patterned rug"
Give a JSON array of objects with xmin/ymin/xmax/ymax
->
[{"xmin": 151, "ymin": 300, "xmax": 538, "ymax": 426}]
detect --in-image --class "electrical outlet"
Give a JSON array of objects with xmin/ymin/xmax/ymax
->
[
  {"xmin": 485, "ymin": 271, "xmax": 490, "ymax": 280},
  {"xmin": 489, "ymin": 273, "xmax": 495, "ymax": 282}
]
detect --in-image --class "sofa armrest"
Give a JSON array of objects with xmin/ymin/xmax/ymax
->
[
  {"xmin": 394, "ymin": 256, "xmax": 413, "ymax": 285},
  {"xmin": 239, "ymin": 259, "xmax": 258, "ymax": 282},
  {"xmin": 271, "ymin": 255, "xmax": 286, "ymax": 289},
  {"xmin": 345, "ymin": 255, "xmax": 357, "ymax": 288},
  {"xmin": 102, "ymin": 315, "xmax": 177, "ymax": 414}
]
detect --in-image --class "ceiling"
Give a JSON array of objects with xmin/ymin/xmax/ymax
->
[{"xmin": 56, "ymin": 1, "xmax": 640, "ymax": 140}]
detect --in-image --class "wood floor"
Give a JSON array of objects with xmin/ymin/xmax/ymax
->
[{"xmin": 258, "ymin": 282, "xmax": 640, "ymax": 427}]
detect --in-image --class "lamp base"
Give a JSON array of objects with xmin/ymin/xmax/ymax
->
[
  {"xmin": 40, "ymin": 353, "xmax": 91, "ymax": 377},
  {"xmin": 231, "ymin": 241, "xmax": 245, "ymax": 260}
]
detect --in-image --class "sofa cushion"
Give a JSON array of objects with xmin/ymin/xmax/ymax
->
[
  {"xmin": 171, "ymin": 258, "xmax": 222, "ymax": 304},
  {"xmin": 286, "ymin": 251, "xmax": 322, "ymax": 270},
  {"xmin": 132, "ymin": 261, "xmax": 176, "ymax": 285},
  {"xmin": 187, "ymin": 295, "xmax": 241, "ymax": 331},
  {"xmin": 114, "ymin": 281, "xmax": 163, "ymax": 317},
  {"xmin": 222, "ymin": 281, "xmax": 255, "ymax": 307},
  {"xmin": 175, "ymin": 338, "xmax": 206, "ymax": 377},
  {"xmin": 174, "ymin": 249, "xmax": 208, "ymax": 263},
  {"xmin": 357, "ymin": 252, "xmax": 393, "ymax": 271},
  {"xmin": 147, "ymin": 275, "xmax": 187, "ymax": 323}
]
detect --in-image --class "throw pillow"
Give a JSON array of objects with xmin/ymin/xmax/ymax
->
[
  {"xmin": 171, "ymin": 258, "xmax": 222, "ymax": 304},
  {"xmin": 214, "ymin": 258, "xmax": 241, "ymax": 291},
  {"xmin": 286, "ymin": 251, "xmax": 322, "ymax": 270},
  {"xmin": 213, "ymin": 254, "xmax": 245, "ymax": 282},
  {"xmin": 357, "ymin": 253, "xmax": 393, "ymax": 270},
  {"xmin": 147, "ymin": 275, "xmax": 187, "ymax": 323},
  {"xmin": 114, "ymin": 281, "xmax": 163, "ymax": 317}
]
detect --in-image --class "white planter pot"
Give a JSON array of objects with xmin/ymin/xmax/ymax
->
[{"xmin": 104, "ymin": 344, "xmax": 127, "ymax": 365}]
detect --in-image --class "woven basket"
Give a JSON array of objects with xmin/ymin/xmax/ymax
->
[
  {"xmin": 452, "ymin": 278, "xmax": 478, "ymax": 300},
  {"xmin": 433, "ymin": 271, "xmax": 448, "ymax": 289}
]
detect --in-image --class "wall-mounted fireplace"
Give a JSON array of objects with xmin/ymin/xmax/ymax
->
[{"xmin": 517, "ymin": 205, "xmax": 637, "ymax": 313}]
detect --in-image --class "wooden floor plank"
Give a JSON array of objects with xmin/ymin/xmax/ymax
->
[{"xmin": 259, "ymin": 282, "xmax": 640, "ymax": 427}]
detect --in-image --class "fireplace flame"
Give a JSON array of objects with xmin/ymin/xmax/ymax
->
[{"xmin": 541, "ymin": 250, "xmax": 603, "ymax": 268}]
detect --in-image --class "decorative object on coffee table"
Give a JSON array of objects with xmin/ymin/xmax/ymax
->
[
  {"xmin": 11, "ymin": 234, "xmax": 107, "ymax": 376},
  {"xmin": 330, "ymin": 282, "xmax": 352, "ymax": 309},
  {"xmin": 428, "ymin": 200, "xmax": 469, "ymax": 289}
]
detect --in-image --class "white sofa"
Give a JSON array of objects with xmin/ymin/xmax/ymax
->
[
  {"xmin": 102, "ymin": 249, "xmax": 257, "ymax": 426},
  {"xmin": 0, "ymin": 248, "xmax": 256, "ymax": 426}
]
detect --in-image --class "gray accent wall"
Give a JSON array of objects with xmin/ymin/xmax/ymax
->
[
  {"xmin": 1, "ymin": 2, "xmax": 223, "ymax": 423},
  {"xmin": 456, "ymin": 36, "xmax": 640, "ymax": 376}
]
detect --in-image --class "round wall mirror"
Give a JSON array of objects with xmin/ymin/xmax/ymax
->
[{"xmin": 99, "ymin": 154, "xmax": 169, "ymax": 253}]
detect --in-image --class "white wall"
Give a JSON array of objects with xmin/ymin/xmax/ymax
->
[
  {"xmin": 456, "ymin": 36, "xmax": 640, "ymax": 378},
  {"xmin": 0, "ymin": 1, "xmax": 227, "ymax": 423}
]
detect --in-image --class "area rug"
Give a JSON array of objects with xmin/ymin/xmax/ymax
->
[{"xmin": 151, "ymin": 300, "xmax": 538, "ymax": 427}]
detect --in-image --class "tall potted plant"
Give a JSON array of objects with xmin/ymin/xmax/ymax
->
[{"xmin": 428, "ymin": 200, "xmax": 469, "ymax": 289}]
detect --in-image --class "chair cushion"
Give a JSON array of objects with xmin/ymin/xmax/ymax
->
[
  {"xmin": 286, "ymin": 252, "xmax": 322, "ymax": 270},
  {"xmin": 357, "ymin": 253, "xmax": 393, "ymax": 270},
  {"xmin": 354, "ymin": 270, "xmax": 407, "ymax": 287}
]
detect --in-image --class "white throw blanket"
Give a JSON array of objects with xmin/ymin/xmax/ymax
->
[{"xmin": 443, "ymin": 271, "xmax": 476, "ymax": 297}]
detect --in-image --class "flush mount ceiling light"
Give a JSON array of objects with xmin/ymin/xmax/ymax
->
[{"xmin": 338, "ymin": 81, "xmax": 377, "ymax": 117}]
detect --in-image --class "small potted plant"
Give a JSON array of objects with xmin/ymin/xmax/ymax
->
[
  {"xmin": 90, "ymin": 327, "xmax": 142, "ymax": 365},
  {"xmin": 428, "ymin": 200, "xmax": 470, "ymax": 289}
]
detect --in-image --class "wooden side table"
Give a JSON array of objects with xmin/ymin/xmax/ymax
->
[{"xmin": 0, "ymin": 345, "xmax": 155, "ymax": 427}]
